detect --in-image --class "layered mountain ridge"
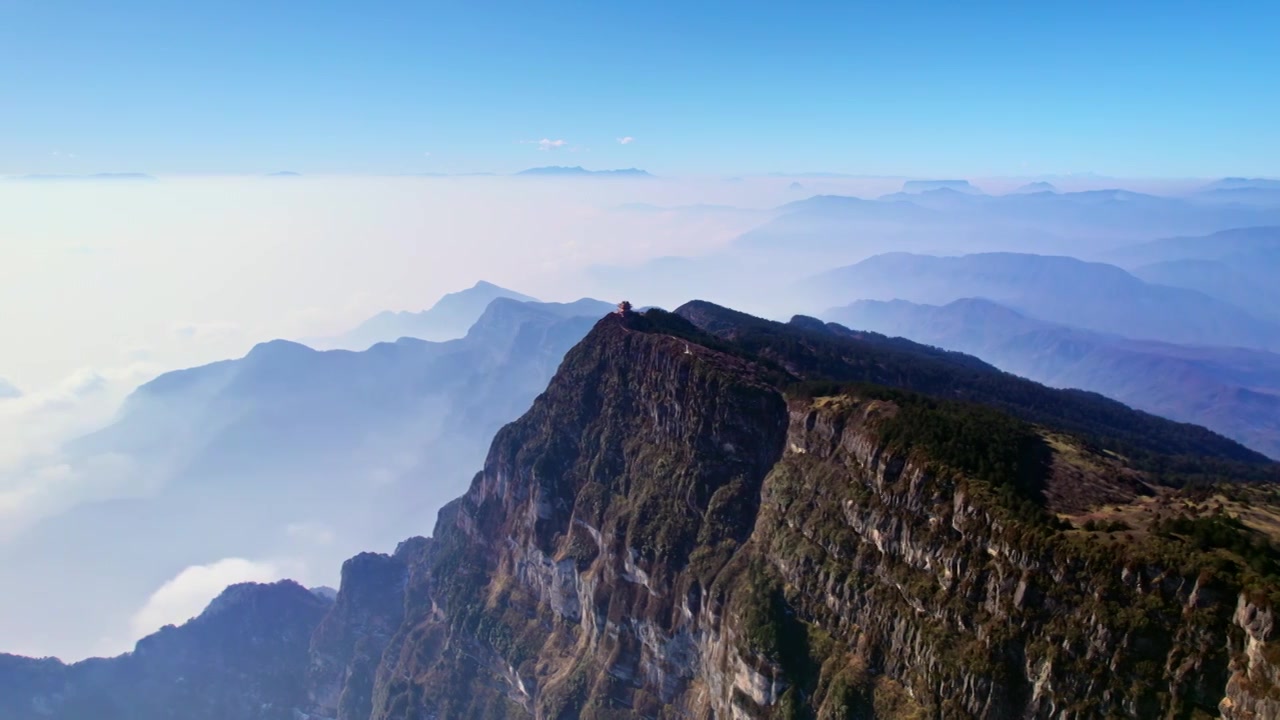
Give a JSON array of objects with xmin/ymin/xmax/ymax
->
[
  {"xmin": 806, "ymin": 252, "xmax": 1280, "ymax": 352},
  {"xmin": 828, "ymin": 297, "xmax": 1280, "ymax": 459},
  {"xmin": 0, "ymin": 295, "xmax": 612, "ymax": 661},
  {"xmin": 5, "ymin": 302, "xmax": 1280, "ymax": 719},
  {"xmin": 309, "ymin": 281, "xmax": 540, "ymax": 350}
]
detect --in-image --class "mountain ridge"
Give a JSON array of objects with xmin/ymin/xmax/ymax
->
[
  {"xmin": 0, "ymin": 296, "xmax": 614, "ymax": 662},
  {"xmin": 1011, "ymin": 181, "xmax": 1057, "ymax": 194},
  {"xmin": 0, "ymin": 580, "xmax": 329, "ymax": 719},
  {"xmin": 308, "ymin": 280, "xmax": 539, "ymax": 350},
  {"xmin": 3, "ymin": 301, "xmax": 1279, "ymax": 719},
  {"xmin": 806, "ymin": 251, "xmax": 1280, "ymax": 351},
  {"xmin": 828, "ymin": 297, "xmax": 1280, "ymax": 458}
]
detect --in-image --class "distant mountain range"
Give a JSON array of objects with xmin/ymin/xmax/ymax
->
[
  {"xmin": 1105, "ymin": 227, "xmax": 1280, "ymax": 322},
  {"xmin": 0, "ymin": 379, "xmax": 20, "ymax": 399},
  {"xmin": 515, "ymin": 166, "xmax": 652, "ymax": 177},
  {"xmin": 308, "ymin": 280, "xmax": 537, "ymax": 350},
  {"xmin": 1192, "ymin": 187, "xmax": 1280, "ymax": 206},
  {"xmin": 877, "ymin": 186, "xmax": 985, "ymax": 208},
  {"xmin": 0, "ymin": 294, "xmax": 614, "ymax": 660},
  {"xmin": 1012, "ymin": 181, "xmax": 1057, "ymax": 193},
  {"xmin": 1201, "ymin": 177, "xmax": 1280, "ymax": 192},
  {"xmin": 805, "ymin": 251, "xmax": 1280, "ymax": 351},
  {"xmin": 730, "ymin": 187, "xmax": 1280, "ymax": 271},
  {"xmin": 1189, "ymin": 179, "xmax": 1280, "ymax": 206},
  {"xmin": 1132, "ymin": 260, "xmax": 1280, "ymax": 324},
  {"xmin": 901, "ymin": 179, "xmax": 979, "ymax": 193},
  {"xmin": 828, "ymin": 297, "xmax": 1280, "ymax": 459},
  {"xmin": 1105, "ymin": 226, "xmax": 1280, "ymax": 266},
  {"xmin": 582, "ymin": 191, "xmax": 1280, "ymax": 324}
]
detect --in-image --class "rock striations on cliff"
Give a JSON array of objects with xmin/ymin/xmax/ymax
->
[{"xmin": 5, "ymin": 302, "xmax": 1280, "ymax": 719}]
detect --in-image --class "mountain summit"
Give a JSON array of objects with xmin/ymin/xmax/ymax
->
[
  {"xmin": 1011, "ymin": 180, "xmax": 1058, "ymax": 193},
  {"xmin": 311, "ymin": 280, "xmax": 537, "ymax": 350},
  {"xmin": 4, "ymin": 301, "xmax": 1278, "ymax": 719},
  {"xmin": 901, "ymin": 178, "xmax": 978, "ymax": 193}
]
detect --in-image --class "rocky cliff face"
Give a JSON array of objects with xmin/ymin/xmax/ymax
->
[
  {"xmin": 362, "ymin": 309, "xmax": 791, "ymax": 719},
  {"xmin": 309, "ymin": 547, "xmax": 418, "ymax": 720},
  {"xmin": 330, "ymin": 307, "xmax": 1280, "ymax": 719},
  {"xmin": 761, "ymin": 396, "xmax": 1261, "ymax": 718},
  {"xmin": 4, "ymin": 304, "xmax": 1280, "ymax": 719}
]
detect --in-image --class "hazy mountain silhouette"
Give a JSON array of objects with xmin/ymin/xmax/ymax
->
[
  {"xmin": 0, "ymin": 296, "xmax": 613, "ymax": 660},
  {"xmin": 583, "ymin": 192, "xmax": 1280, "ymax": 322},
  {"xmin": 1192, "ymin": 187, "xmax": 1280, "ymax": 206},
  {"xmin": 732, "ymin": 188, "xmax": 1280, "ymax": 272},
  {"xmin": 1104, "ymin": 226, "xmax": 1280, "ymax": 266},
  {"xmin": 805, "ymin": 252, "xmax": 1280, "ymax": 351},
  {"xmin": 1132, "ymin": 259, "xmax": 1280, "ymax": 323},
  {"xmin": 901, "ymin": 179, "xmax": 979, "ymax": 193},
  {"xmin": 828, "ymin": 297, "xmax": 1280, "ymax": 459},
  {"xmin": 1201, "ymin": 178, "xmax": 1280, "ymax": 192},
  {"xmin": 1190, "ymin": 180, "xmax": 1280, "ymax": 206},
  {"xmin": 310, "ymin": 280, "xmax": 537, "ymax": 350},
  {"xmin": 1105, "ymin": 227, "xmax": 1280, "ymax": 321},
  {"xmin": 1011, "ymin": 181, "xmax": 1057, "ymax": 193},
  {"xmin": 878, "ymin": 186, "xmax": 989, "ymax": 209},
  {"xmin": 0, "ymin": 379, "xmax": 20, "ymax": 399}
]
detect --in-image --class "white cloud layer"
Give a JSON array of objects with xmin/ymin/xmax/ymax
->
[
  {"xmin": 0, "ymin": 363, "xmax": 163, "ymax": 539},
  {"xmin": 128, "ymin": 558, "xmax": 283, "ymax": 641},
  {"xmin": 0, "ymin": 363, "xmax": 159, "ymax": 467},
  {"xmin": 617, "ymin": 136, "xmax": 634, "ymax": 144},
  {"xmin": 0, "ymin": 174, "xmax": 832, "ymax": 551}
]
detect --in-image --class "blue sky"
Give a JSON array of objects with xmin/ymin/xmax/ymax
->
[{"xmin": 2, "ymin": 1, "xmax": 1277, "ymax": 177}]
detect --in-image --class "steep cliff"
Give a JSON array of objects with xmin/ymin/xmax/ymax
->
[
  {"xmin": 365, "ymin": 308, "xmax": 792, "ymax": 719},
  {"xmin": 5, "ymin": 303, "xmax": 1280, "ymax": 719},
  {"xmin": 309, "ymin": 546, "xmax": 419, "ymax": 720},
  {"xmin": 342, "ymin": 306, "xmax": 1280, "ymax": 719}
]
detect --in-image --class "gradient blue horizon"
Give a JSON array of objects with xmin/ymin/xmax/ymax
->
[{"xmin": 2, "ymin": 1, "xmax": 1277, "ymax": 177}]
